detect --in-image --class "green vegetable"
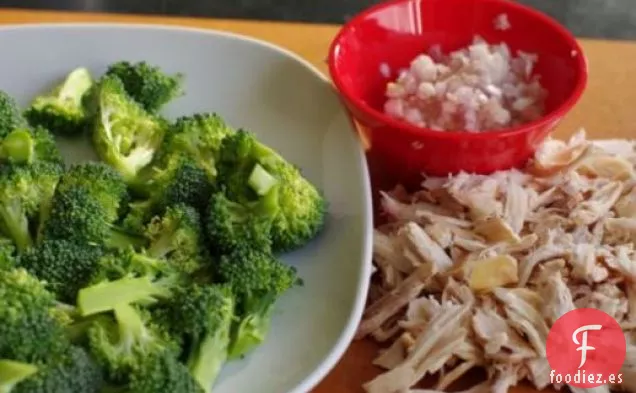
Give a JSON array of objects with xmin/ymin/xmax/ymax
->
[
  {"xmin": 206, "ymin": 187, "xmax": 279, "ymax": 254},
  {"xmin": 217, "ymin": 248, "xmax": 300, "ymax": 359},
  {"xmin": 157, "ymin": 113, "xmax": 234, "ymax": 182},
  {"xmin": 0, "ymin": 127, "xmax": 64, "ymax": 167},
  {"xmin": 107, "ymin": 352, "xmax": 203, "ymax": 393},
  {"xmin": 0, "ymin": 90, "xmax": 28, "ymax": 139},
  {"xmin": 87, "ymin": 303, "xmax": 178, "ymax": 381},
  {"xmin": 161, "ymin": 284, "xmax": 235, "ymax": 392},
  {"xmin": 0, "ymin": 268, "xmax": 71, "ymax": 363},
  {"xmin": 90, "ymin": 75, "xmax": 167, "ymax": 184},
  {"xmin": 0, "ymin": 63, "xmax": 327, "ymax": 392},
  {"xmin": 0, "ymin": 359, "xmax": 38, "ymax": 393},
  {"xmin": 0, "ymin": 162, "xmax": 62, "ymax": 252},
  {"xmin": 78, "ymin": 249, "xmax": 182, "ymax": 316},
  {"xmin": 17, "ymin": 240, "xmax": 106, "ymax": 303},
  {"xmin": 104, "ymin": 61, "xmax": 183, "ymax": 113},
  {"xmin": 132, "ymin": 155, "xmax": 212, "ymax": 212},
  {"xmin": 24, "ymin": 67, "xmax": 94, "ymax": 137},
  {"xmin": 218, "ymin": 129, "xmax": 326, "ymax": 252},
  {"xmin": 144, "ymin": 204, "xmax": 207, "ymax": 275},
  {"xmin": 11, "ymin": 346, "xmax": 104, "ymax": 393}
]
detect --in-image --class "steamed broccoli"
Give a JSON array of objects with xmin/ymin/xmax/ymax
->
[
  {"xmin": 157, "ymin": 113, "xmax": 234, "ymax": 182},
  {"xmin": 123, "ymin": 352, "xmax": 203, "ymax": 393},
  {"xmin": 161, "ymin": 284, "xmax": 234, "ymax": 392},
  {"xmin": 24, "ymin": 67, "xmax": 94, "ymax": 137},
  {"xmin": 78, "ymin": 249, "xmax": 182, "ymax": 317},
  {"xmin": 0, "ymin": 127, "xmax": 62, "ymax": 165},
  {"xmin": 40, "ymin": 162, "xmax": 145, "ymax": 248},
  {"xmin": 0, "ymin": 65, "xmax": 321, "ymax": 392},
  {"xmin": 41, "ymin": 185, "xmax": 144, "ymax": 250},
  {"xmin": 144, "ymin": 204, "xmax": 207, "ymax": 274},
  {"xmin": 104, "ymin": 61, "xmax": 183, "ymax": 113},
  {"xmin": 0, "ymin": 90, "xmax": 28, "ymax": 139},
  {"xmin": 12, "ymin": 346, "xmax": 104, "ymax": 393},
  {"xmin": 0, "ymin": 237, "xmax": 16, "ymax": 269},
  {"xmin": 0, "ymin": 359, "xmax": 38, "ymax": 393},
  {"xmin": 101, "ymin": 352, "xmax": 203, "ymax": 393},
  {"xmin": 217, "ymin": 248, "xmax": 299, "ymax": 359},
  {"xmin": 206, "ymin": 187, "xmax": 279, "ymax": 254},
  {"xmin": 217, "ymin": 130, "xmax": 326, "ymax": 252},
  {"xmin": 134, "ymin": 155, "xmax": 212, "ymax": 212},
  {"xmin": 87, "ymin": 303, "xmax": 178, "ymax": 381},
  {"xmin": 90, "ymin": 75, "xmax": 167, "ymax": 184},
  {"xmin": 58, "ymin": 161, "xmax": 129, "ymax": 222},
  {"xmin": 0, "ymin": 268, "xmax": 71, "ymax": 364},
  {"xmin": 17, "ymin": 240, "xmax": 106, "ymax": 303},
  {"xmin": 119, "ymin": 199, "xmax": 155, "ymax": 234},
  {"xmin": 0, "ymin": 161, "xmax": 62, "ymax": 252}
]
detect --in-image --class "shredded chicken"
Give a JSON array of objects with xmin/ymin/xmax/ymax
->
[{"xmin": 358, "ymin": 130, "xmax": 636, "ymax": 393}]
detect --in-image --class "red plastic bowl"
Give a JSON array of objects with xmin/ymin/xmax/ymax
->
[{"xmin": 328, "ymin": 0, "xmax": 588, "ymax": 189}]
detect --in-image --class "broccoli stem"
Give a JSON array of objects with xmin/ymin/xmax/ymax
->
[
  {"xmin": 0, "ymin": 129, "xmax": 34, "ymax": 164},
  {"xmin": 247, "ymin": 164, "xmax": 278, "ymax": 197},
  {"xmin": 228, "ymin": 292, "xmax": 277, "ymax": 360},
  {"xmin": 187, "ymin": 319, "xmax": 232, "ymax": 392},
  {"xmin": 0, "ymin": 203, "xmax": 32, "ymax": 252},
  {"xmin": 106, "ymin": 228, "xmax": 147, "ymax": 250},
  {"xmin": 35, "ymin": 196, "xmax": 55, "ymax": 245},
  {"xmin": 58, "ymin": 67, "xmax": 93, "ymax": 105},
  {"xmin": 113, "ymin": 304, "xmax": 148, "ymax": 346},
  {"xmin": 77, "ymin": 276, "xmax": 173, "ymax": 317},
  {"xmin": 145, "ymin": 230, "xmax": 175, "ymax": 259},
  {"xmin": 0, "ymin": 359, "xmax": 38, "ymax": 393}
]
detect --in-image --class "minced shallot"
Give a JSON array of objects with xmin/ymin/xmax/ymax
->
[{"xmin": 383, "ymin": 36, "xmax": 547, "ymax": 132}]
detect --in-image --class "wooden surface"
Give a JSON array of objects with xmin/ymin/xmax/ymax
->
[{"xmin": 0, "ymin": 7, "xmax": 634, "ymax": 393}]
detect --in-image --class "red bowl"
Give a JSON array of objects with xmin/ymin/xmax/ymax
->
[{"xmin": 328, "ymin": 0, "xmax": 588, "ymax": 189}]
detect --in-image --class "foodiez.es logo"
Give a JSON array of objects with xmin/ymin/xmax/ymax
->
[{"xmin": 546, "ymin": 308, "xmax": 626, "ymax": 388}]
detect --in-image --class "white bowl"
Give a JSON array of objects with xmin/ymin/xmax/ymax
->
[{"xmin": 0, "ymin": 24, "xmax": 373, "ymax": 393}]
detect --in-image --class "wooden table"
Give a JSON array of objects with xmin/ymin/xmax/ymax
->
[{"xmin": 1, "ymin": 7, "xmax": 635, "ymax": 393}]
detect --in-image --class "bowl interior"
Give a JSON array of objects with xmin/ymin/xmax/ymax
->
[
  {"xmin": 330, "ymin": 0, "xmax": 586, "ymax": 121},
  {"xmin": 0, "ymin": 24, "xmax": 373, "ymax": 393}
]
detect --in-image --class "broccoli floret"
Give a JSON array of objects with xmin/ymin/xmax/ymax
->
[
  {"xmin": 101, "ymin": 352, "xmax": 202, "ymax": 393},
  {"xmin": 0, "ymin": 237, "xmax": 16, "ymax": 269},
  {"xmin": 0, "ymin": 91, "xmax": 28, "ymax": 139},
  {"xmin": 24, "ymin": 67, "xmax": 94, "ymax": 137},
  {"xmin": 206, "ymin": 187, "xmax": 279, "ymax": 254},
  {"xmin": 87, "ymin": 303, "xmax": 178, "ymax": 381},
  {"xmin": 90, "ymin": 75, "xmax": 167, "ymax": 184},
  {"xmin": 120, "ymin": 199, "xmax": 154, "ymax": 234},
  {"xmin": 12, "ymin": 346, "xmax": 103, "ymax": 393},
  {"xmin": 218, "ymin": 130, "xmax": 326, "ymax": 252},
  {"xmin": 0, "ymin": 127, "xmax": 62, "ymax": 165},
  {"xmin": 78, "ymin": 249, "xmax": 181, "ymax": 317},
  {"xmin": 31, "ymin": 127, "xmax": 64, "ymax": 165},
  {"xmin": 0, "ymin": 359, "xmax": 38, "ymax": 393},
  {"xmin": 145, "ymin": 204, "xmax": 206, "ymax": 274},
  {"xmin": 217, "ymin": 248, "xmax": 299, "ymax": 359},
  {"xmin": 157, "ymin": 113, "xmax": 234, "ymax": 182},
  {"xmin": 161, "ymin": 284, "xmax": 234, "ymax": 392},
  {"xmin": 125, "ymin": 352, "xmax": 203, "ymax": 393},
  {"xmin": 0, "ymin": 162, "xmax": 62, "ymax": 252},
  {"xmin": 56, "ymin": 162, "xmax": 129, "ymax": 222},
  {"xmin": 0, "ymin": 268, "xmax": 71, "ymax": 363},
  {"xmin": 104, "ymin": 61, "xmax": 183, "ymax": 113},
  {"xmin": 41, "ymin": 185, "xmax": 145, "ymax": 250},
  {"xmin": 136, "ymin": 155, "xmax": 212, "ymax": 211},
  {"xmin": 17, "ymin": 240, "xmax": 105, "ymax": 303}
]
